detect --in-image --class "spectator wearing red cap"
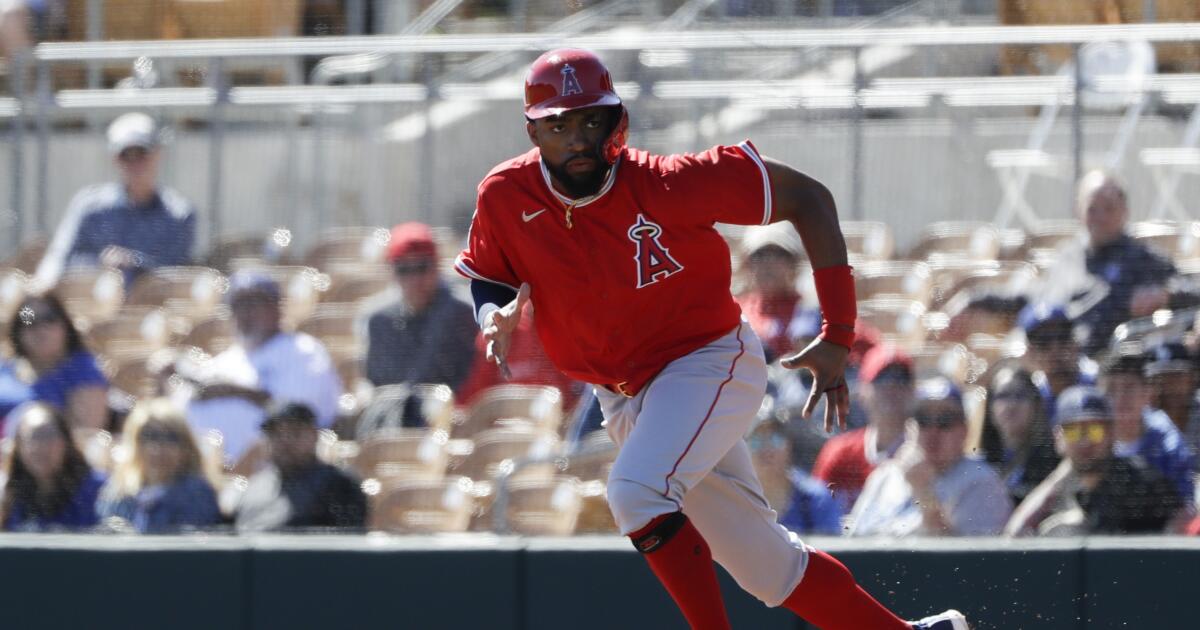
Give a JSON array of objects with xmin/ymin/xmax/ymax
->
[
  {"xmin": 811, "ymin": 344, "xmax": 914, "ymax": 511},
  {"xmin": 357, "ymin": 223, "xmax": 477, "ymax": 392}
]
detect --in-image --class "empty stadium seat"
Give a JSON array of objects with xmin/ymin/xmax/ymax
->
[
  {"xmin": 841, "ymin": 220, "xmax": 895, "ymax": 261},
  {"xmin": 1131, "ymin": 220, "xmax": 1200, "ymax": 261},
  {"xmin": 125, "ymin": 266, "xmax": 225, "ymax": 321},
  {"xmin": 370, "ymin": 476, "xmax": 476, "ymax": 534},
  {"xmin": 501, "ymin": 476, "xmax": 584, "ymax": 536},
  {"xmin": 854, "ymin": 261, "xmax": 933, "ymax": 304},
  {"xmin": 456, "ymin": 426, "xmax": 560, "ymax": 483},
  {"xmin": 0, "ymin": 237, "xmax": 47, "ymax": 274},
  {"xmin": 1025, "ymin": 219, "xmax": 1082, "ymax": 250},
  {"xmin": 87, "ymin": 307, "xmax": 172, "ymax": 359},
  {"xmin": 304, "ymin": 227, "xmax": 391, "ymax": 270},
  {"xmin": 320, "ymin": 265, "xmax": 393, "ymax": 304},
  {"xmin": 0, "ymin": 267, "xmax": 28, "ymax": 324},
  {"xmin": 907, "ymin": 221, "xmax": 1000, "ymax": 262},
  {"xmin": 297, "ymin": 304, "xmax": 359, "ymax": 351},
  {"xmin": 857, "ymin": 298, "xmax": 928, "ymax": 348},
  {"xmin": 205, "ymin": 229, "xmax": 296, "ymax": 272},
  {"xmin": 356, "ymin": 428, "xmax": 450, "ymax": 482},
  {"xmin": 56, "ymin": 267, "xmax": 124, "ymax": 327},
  {"xmin": 107, "ymin": 355, "xmax": 158, "ymax": 398},
  {"xmin": 179, "ymin": 311, "xmax": 235, "ymax": 356},
  {"xmin": 455, "ymin": 384, "xmax": 564, "ymax": 439}
]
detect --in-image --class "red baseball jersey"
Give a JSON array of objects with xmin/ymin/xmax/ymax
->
[{"xmin": 455, "ymin": 141, "xmax": 774, "ymax": 393}]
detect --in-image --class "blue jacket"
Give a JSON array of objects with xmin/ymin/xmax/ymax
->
[
  {"xmin": 1115, "ymin": 408, "xmax": 1196, "ymax": 501},
  {"xmin": 4, "ymin": 471, "xmax": 105, "ymax": 532},
  {"xmin": 99, "ymin": 474, "xmax": 220, "ymax": 534},
  {"xmin": 779, "ymin": 468, "xmax": 844, "ymax": 536}
]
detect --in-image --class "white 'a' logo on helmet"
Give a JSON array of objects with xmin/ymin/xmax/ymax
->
[{"xmin": 560, "ymin": 64, "xmax": 584, "ymax": 96}]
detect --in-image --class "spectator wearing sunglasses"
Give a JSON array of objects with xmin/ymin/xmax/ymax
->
[
  {"xmin": 747, "ymin": 416, "xmax": 843, "ymax": 535},
  {"xmin": 3, "ymin": 293, "xmax": 108, "ymax": 432},
  {"xmin": 1005, "ymin": 386, "xmax": 1183, "ymax": 536},
  {"xmin": 357, "ymin": 222, "xmax": 476, "ymax": 392},
  {"xmin": 33, "ymin": 112, "xmax": 195, "ymax": 290},
  {"xmin": 846, "ymin": 378, "xmax": 1011, "ymax": 537},
  {"xmin": 97, "ymin": 399, "xmax": 220, "ymax": 534}
]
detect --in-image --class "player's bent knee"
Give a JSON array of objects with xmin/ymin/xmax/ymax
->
[
  {"xmin": 606, "ymin": 477, "xmax": 677, "ymax": 535},
  {"xmin": 629, "ymin": 511, "xmax": 689, "ymax": 553}
]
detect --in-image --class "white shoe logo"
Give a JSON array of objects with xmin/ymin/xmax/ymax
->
[{"xmin": 522, "ymin": 208, "xmax": 547, "ymax": 222}]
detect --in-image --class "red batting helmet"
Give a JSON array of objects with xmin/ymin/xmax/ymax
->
[{"xmin": 524, "ymin": 48, "xmax": 629, "ymax": 164}]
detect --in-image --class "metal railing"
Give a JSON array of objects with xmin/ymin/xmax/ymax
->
[{"xmin": 6, "ymin": 21, "xmax": 1200, "ymax": 256}]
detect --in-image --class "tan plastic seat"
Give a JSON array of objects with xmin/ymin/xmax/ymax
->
[
  {"xmin": 56, "ymin": 267, "xmax": 125, "ymax": 327},
  {"xmin": 297, "ymin": 304, "xmax": 359, "ymax": 351},
  {"xmin": 1026, "ymin": 220, "xmax": 1082, "ymax": 250},
  {"xmin": 0, "ymin": 237, "xmax": 47, "ymax": 274},
  {"xmin": 455, "ymin": 384, "xmax": 564, "ymax": 439},
  {"xmin": 87, "ymin": 307, "xmax": 172, "ymax": 358},
  {"xmin": 907, "ymin": 221, "xmax": 999, "ymax": 262},
  {"xmin": 179, "ymin": 311, "xmax": 235, "ymax": 356},
  {"xmin": 858, "ymin": 298, "xmax": 928, "ymax": 349},
  {"xmin": 108, "ymin": 355, "xmax": 158, "ymax": 398},
  {"xmin": 370, "ymin": 477, "xmax": 475, "ymax": 534},
  {"xmin": 1131, "ymin": 220, "xmax": 1200, "ymax": 261},
  {"xmin": 321, "ymin": 266, "xmax": 393, "ymax": 305},
  {"xmin": 0, "ymin": 267, "xmax": 28, "ymax": 325},
  {"xmin": 304, "ymin": 227, "xmax": 391, "ymax": 270},
  {"xmin": 841, "ymin": 221, "xmax": 894, "ymax": 261},
  {"xmin": 502, "ymin": 476, "xmax": 584, "ymax": 536},
  {"xmin": 457, "ymin": 426, "xmax": 560, "ymax": 483},
  {"xmin": 356, "ymin": 428, "xmax": 449, "ymax": 482},
  {"xmin": 125, "ymin": 266, "xmax": 225, "ymax": 321},
  {"xmin": 854, "ymin": 261, "xmax": 932, "ymax": 305}
]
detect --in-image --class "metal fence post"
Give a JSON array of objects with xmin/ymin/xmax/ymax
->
[
  {"xmin": 850, "ymin": 45, "xmax": 865, "ymax": 222},
  {"xmin": 8, "ymin": 53, "xmax": 26, "ymax": 251},
  {"xmin": 86, "ymin": 0, "xmax": 103, "ymax": 89},
  {"xmin": 1071, "ymin": 43, "xmax": 1084, "ymax": 203},
  {"xmin": 34, "ymin": 57, "xmax": 51, "ymax": 235},
  {"xmin": 207, "ymin": 58, "xmax": 227, "ymax": 249}
]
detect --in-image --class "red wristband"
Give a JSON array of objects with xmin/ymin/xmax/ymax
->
[{"xmin": 813, "ymin": 264, "xmax": 857, "ymax": 349}]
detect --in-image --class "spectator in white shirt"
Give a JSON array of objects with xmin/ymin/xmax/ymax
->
[
  {"xmin": 847, "ymin": 378, "xmax": 1012, "ymax": 537},
  {"xmin": 178, "ymin": 271, "xmax": 341, "ymax": 469}
]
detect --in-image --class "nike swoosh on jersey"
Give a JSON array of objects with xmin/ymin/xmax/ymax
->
[{"xmin": 522, "ymin": 208, "xmax": 547, "ymax": 222}]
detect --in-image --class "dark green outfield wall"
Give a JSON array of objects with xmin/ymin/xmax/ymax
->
[{"xmin": 0, "ymin": 535, "xmax": 1194, "ymax": 629}]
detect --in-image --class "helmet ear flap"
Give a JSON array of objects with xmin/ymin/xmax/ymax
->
[{"xmin": 603, "ymin": 106, "xmax": 629, "ymax": 164}]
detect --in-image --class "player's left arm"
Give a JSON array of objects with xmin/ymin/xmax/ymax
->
[{"xmin": 761, "ymin": 157, "xmax": 855, "ymax": 432}]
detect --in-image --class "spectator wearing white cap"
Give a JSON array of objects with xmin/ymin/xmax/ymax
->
[
  {"xmin": 34, "ymin": 112, "xmax": 196, "ymax": 289},
  {"xmin": 734, "ymin": 222, "xmax": 808, "ymax": 364},
  {"xmin": 177, "ymin": 271, "xmax": 342, "ymax": 470}
]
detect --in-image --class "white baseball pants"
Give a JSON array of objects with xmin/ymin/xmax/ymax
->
[{"xmin": 596, "ymin": 322, "xmax": 811, "ymax": 607}]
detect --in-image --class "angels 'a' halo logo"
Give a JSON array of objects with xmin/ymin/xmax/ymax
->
[
  {"xmin": 560, "ymin": 64, "xmax": 584, "ymax": 96},
  {"xmin": 627, "ymin": 214, "xmax": 684, "ymax": 289}
]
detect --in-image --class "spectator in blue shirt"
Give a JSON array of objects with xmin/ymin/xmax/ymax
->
[
  {"xmin": 97, "ymin": 398, "xmax": 220, "ymax": 534},
  {"xmin": 1059, "ymin": 171, "xmax": 1176, "ymax": 355},
  {"xmin": 747, "ymin": 416, "xmax": 843, "ymax": 536},
  {"xmin": 1100, "ymin": 351, "xmax": 1196, "ymax": 501},
  {"xmin": 1, "ymin": 403, "xmax": 105, "ymax": 532},
  {"xmin": 5, "ymin": 293, "xmax": 108, "ymax": 430},
  {"xmin": 33, "ymin": 112, "xmax": 196, "ymax": 290}
]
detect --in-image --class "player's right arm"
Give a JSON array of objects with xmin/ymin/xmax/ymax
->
[
  {"xmin": 472, "ymin": 280, "xmax": 530, "ymax": 379},
  {"xmin": 456, "ymin": 183, "xmax": 527, "ymax": 378}
]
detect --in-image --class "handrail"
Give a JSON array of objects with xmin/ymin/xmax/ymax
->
[
  {"xmin": 32, "ymin": 23, "xmax": 1200, "ymax": 62},
  {"xmin": 29, "ymin": 72, "xmax": 1200, "ymax": 113}
]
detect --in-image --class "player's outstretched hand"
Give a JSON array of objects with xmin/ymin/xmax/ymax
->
[
  {"xmin": 780, "ymin": 338, "xmax": 851, "ymax": 433},
  {"xmin": 482, "ymin": 282, "xmax": 531, "ymax": 380}
]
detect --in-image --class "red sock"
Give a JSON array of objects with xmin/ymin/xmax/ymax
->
[
  {"xmin": 629, "ymin": 513, "xmax": 730, "ymax": 630},
  {"xmin": 783, "ymin": 549, "xmax": 910, "ymax": 630}
]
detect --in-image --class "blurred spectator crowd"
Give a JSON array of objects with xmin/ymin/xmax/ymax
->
[{"xmin": 1, "ymin": 112, "xmax": 1199, "ymax": 540}]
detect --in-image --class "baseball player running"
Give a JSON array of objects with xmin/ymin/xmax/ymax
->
[{"xmin": 456, "ymin": 48, "xmax": 968, "ymax": 630}]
